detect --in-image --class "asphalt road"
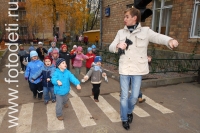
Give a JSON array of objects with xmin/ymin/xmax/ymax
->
[{"xmin": 0, "ymin": 47, "xmax": 200, "ymax": 133}]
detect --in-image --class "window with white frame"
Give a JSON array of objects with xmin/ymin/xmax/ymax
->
[
  {"xmin": 151, "ymin": 0, "xmax": 173, "ymax": 35},
  {"xmin": 190, "ymin": 0, "xmax": 200, "ymax": 38}
]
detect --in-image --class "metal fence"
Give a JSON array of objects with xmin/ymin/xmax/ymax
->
[
  {"xmin": 63, "ymin": 42, "xmax": 200, "ymax": 74},
  {"xmin": 97, "ymin": 49, "xmax": 200, "ymax": 73}
]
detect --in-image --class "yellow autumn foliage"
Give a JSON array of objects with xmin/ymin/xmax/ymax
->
[{"xmin": 25, "ymin": 0, "xmax": 89, "ymax": 34}]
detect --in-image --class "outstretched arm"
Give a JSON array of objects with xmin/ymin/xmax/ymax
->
[
  {"xmin": 148, "ymin": 28, "xmax": 178, "ymax": 49},
  {"xmin": 68, "ymin": 71, "xmax": 81, "ymax": 89}
]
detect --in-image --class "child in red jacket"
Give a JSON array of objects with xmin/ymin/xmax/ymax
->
[{"xmin": 85, "ymin": 47, "xmax": 95, "ymax": 73}]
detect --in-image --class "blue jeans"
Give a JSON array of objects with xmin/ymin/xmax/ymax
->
[
  {"xmin": 120, "ymin": 75, "xmax": 142, "ymax": 121},
  {"xmin": 138, "ymin": 91, "xmax": 142, "ymax": 98},
  {"xmin": 43, "ymin": 87, "xmax": 56, "ymax": 101}
]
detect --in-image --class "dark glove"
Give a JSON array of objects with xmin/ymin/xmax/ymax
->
[
  {"xmin": 118, "ymin": 38, "xmax": 133, "ymax": 56},
  {"xmin": 25, "ymin": 77, "xmax": 28, "ymax": 80},
  {"xmin": 118, "ymin": 48, "xmax": 125, "ymax": 56},
  {"xmin": 125, "ymin": 38, "xmax": 133, "ymax": 50}
]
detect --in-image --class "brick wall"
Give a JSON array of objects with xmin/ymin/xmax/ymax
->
[
  {"xmin": 102, "ymin": 0, "xmax": 200, "ymax": 54},
  {"xmin": 0, "ymin": 0, "xmax": 9, "ymax": 40}
]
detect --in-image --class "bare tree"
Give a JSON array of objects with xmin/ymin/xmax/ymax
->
[
  {"xmin": 90, "ymin": 0, "xmax": 100, "ymax": 30},
  {"xmin": 85, "ymin": 0, "xmax": 100, "ymax": 31}
]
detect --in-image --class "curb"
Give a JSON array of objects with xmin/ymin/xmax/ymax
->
[
  {"xmin": 141, "ymin": 76, "xmax": 197, "ymax": 88},
  {"xmin": 0, "ymin": 48, "xmax": 8, "ymax": 65},
  {"xmin": 103, "ymin": 68, "xmax": 198, "ymax": 88}
]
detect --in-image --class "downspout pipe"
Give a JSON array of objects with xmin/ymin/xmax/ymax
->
[{"xmin": 100, "ymin": 0, "xmax": 102, "ymax": 50}]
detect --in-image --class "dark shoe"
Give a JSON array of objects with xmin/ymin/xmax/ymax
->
[
  {"xmin": 44, "ymin": 101, "xmax": 48, "ymax": 105},
  {"xmin": 33, "ymin": 96, "xmax": 36, "ymax": 99},
  {"xmin": 138, "ymin": 98, "xmax": 146, "ymax": 103},
  {"xmin": 94, "ymin": 99, "xmax": 99, "ymax": 102},
  {"xmin": 122, "ymin": 121, "xmax": 130, "ymax": 130},
  {"xmin": 127, "ymin": 113, "xmax": 133, "ymax": 124},
  {"xmin": 52, "ymin": 99, "xmax": 56, "ymax": 103}
]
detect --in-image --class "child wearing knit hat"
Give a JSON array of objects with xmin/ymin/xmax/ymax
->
[
  {"xmin": 85, "ymin": 47, "xmax": 95, "ymax": 73},
  {"xmin": 24, "ymin": 51, "xmax": 44, "ymax": 100},
  {"xmin": 28, "ymin": 42, "xmax": 35, "ymax": 53},
  {"xmin": 51, "ymin": 49, "xmax": 59, "ymax": 66},
  {"xmin": 70, "ymin": 45, "xmax": 77, "ymax": 68},
  {"xmin": 36, "ymin": 41, "xmax": 48, "ymax": 61},
  {"xmin": 31, "ymin": 56, "xmax": 56, "ymax": 105},
  {"xmin": 73, "ymin": 46, "xmax": 89, "ymax": 79},
  {"xmin": 51, "ymin": 58, "xmax": 81, "ymax": 120},
  {"xmin": 47, "ymin": 41, "xmax": 59, "ymax": 56},
  {"xmin": 83, "ymin": 56, "xmax": 107, "ymax": 102},
  {"xmin": 91, "ymin": 44, "xmax": 99, "ymax": 56},
  {"xmin": 59, "ymin": 44, "xmax": 76, "ymax": 70}
]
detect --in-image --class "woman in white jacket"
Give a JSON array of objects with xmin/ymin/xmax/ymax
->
[{"xmin": 109, "ymin": 8, "xmax": 178, "ymax": 130}]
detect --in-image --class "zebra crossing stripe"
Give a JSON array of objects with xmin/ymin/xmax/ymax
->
[
  {"xmin": 70, "ymin": 88, "xmax": 78, "ymax": 97},
  {"xmin": 47, "ymin": 103, "xmax": 64, "ymax": 131},
  {"xmin": 110, "ymin": 92, "xmax": 150, "ymax": 117},
  {"xmin": 142, "ymin": 95, "xmax": 173, "ymax": 114},
  {"xmin": 80, "ymin": 72, "xmax": 85, "ymax": 76},
  {"xmin": 16, "ymin": 103, "xmax": 34, "ymax": 133},
  {"xmin": 0, "ymin": 108, "xmax": 7, "ymax": 126},
  {"xmin": 132, "ymin": 105, "xmax": 150, "ymax": 117},
  {"xmin": 69, "ymin": 97, "xmax": 96, "ymax": 127},
  {"xmin": 91, "ymin": 95, "xmax": 121, "ymax": 122}
]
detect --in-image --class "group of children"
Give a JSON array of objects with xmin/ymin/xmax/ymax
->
[{"xmin": 19, "ymin": 41, "xmax": 105, "ymax": 120}]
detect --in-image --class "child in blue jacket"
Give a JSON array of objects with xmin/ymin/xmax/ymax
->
[
  {"xmin": 31, "ymin": 56, "xmax": 56, "ymax": 104},
  {"xmin": 51, "ymin": 58, "xmax": 81, "ymax": 120},
  {"xmin": 24, "ymin": 51, "xmax": 44, "ymax": 99}
]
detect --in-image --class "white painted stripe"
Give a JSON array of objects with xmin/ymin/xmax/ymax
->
[
  {"xmin": 110, "ymin": 92, "xmax": 150, "ymax": 117},
  {"xmin": 16, "ymin": 103, "xmax": 34, "ymax": 133},
  {"xmin": 0, "ymin": 108, "xmax": 8, "ymax": 126},
  {"xmin": 80, "ymin": 72, "xmax": 85, "ymax": 76},
  {"xmin": 142, "ymin": 95, "xmax": 173, "ymax": 114},
  {"xmin": 133, "ymin": 105, "xmax": 150, "ymax": 117},
  {"xmin": 69, "ymin": 88, "xmax": 78, "ymax": 97},
  {"xmin": 47, "ymin": 102, "xmax": 64, "ymax": 131},
  {"xmin": 91, "ymin": 95, "xmax": 121, "ymax": 122},
  {"xmin": 70, "ymin": 97, "xmax": 96, "ymax": 127}
]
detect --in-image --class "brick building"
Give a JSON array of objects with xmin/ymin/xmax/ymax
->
[{"xmin": 102, "ymin": 0, "xmax": 200, "ymax": 55}]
